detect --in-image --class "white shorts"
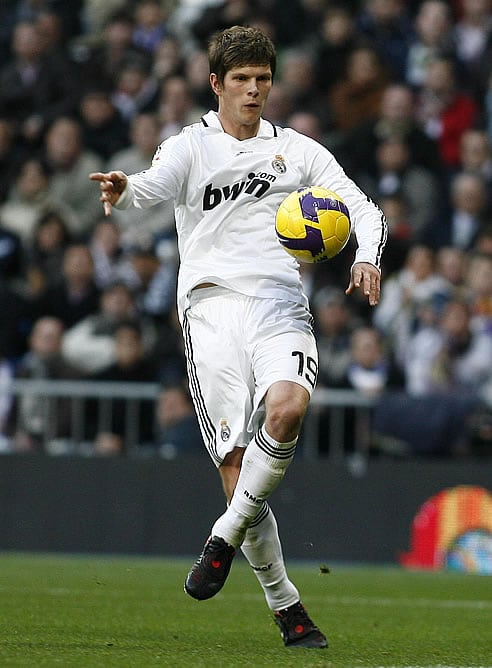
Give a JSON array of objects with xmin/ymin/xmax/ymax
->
[{"xmin": 182, "ymin": 286, "xmax": 318, "ymax": 466}]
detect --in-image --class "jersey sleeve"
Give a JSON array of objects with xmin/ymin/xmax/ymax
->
[
  {"xmin": 115, "ymin": 133, "xmax": 192, "ymax": 210},
  {"xmin": 300, "ymin": 135, "xmax": 387, "ymax": 271}
]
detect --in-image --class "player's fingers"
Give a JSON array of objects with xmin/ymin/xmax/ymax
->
[
  {"xmin": 89, "ymin": 172, "xmax": 108, "ymax": 182},
  {"xmin": 364, "ymin": 272, "xmax": 380, "ymax": 306},
  {"xmin": 346, "ymin": 267, "xmax": 362, "ymax": 295}
]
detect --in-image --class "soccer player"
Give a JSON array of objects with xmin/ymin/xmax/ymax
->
[{"xmin": 90, "ymin": 25, "xmax": 386, "ymax": 649}]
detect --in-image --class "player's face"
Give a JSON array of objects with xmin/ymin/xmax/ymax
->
[{"xmin": 211, "ymin": 64, "xmax": 273, "ymax": 140}]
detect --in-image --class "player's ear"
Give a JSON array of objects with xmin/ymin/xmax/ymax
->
[{"xmin": 210, "ymin": 73, "xmax": 222, "ymax": 95}]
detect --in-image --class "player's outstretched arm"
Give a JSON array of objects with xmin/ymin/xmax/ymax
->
[
  {"xmin": 345, "ymin": 262, "xmax": 381, "ymax": 307},
  {"xmin": 89, "ymin": 170, "xmax": 128, "ymax": 216}
]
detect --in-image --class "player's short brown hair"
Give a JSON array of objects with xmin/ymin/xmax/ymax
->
[{"xmin": 208, "ymin": 25, "xmax": 276, "ymax": 83}]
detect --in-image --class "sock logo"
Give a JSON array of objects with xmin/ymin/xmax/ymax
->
[
  {"xmin": 251, "ymin": 562, "xmax": 273, "ymax": 572},
  {"xmin": 244, "ymin": 489, "xmax": 262, "ymax": 504}
]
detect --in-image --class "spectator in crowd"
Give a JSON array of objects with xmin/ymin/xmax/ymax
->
[
  {"xmin": 373, "ymin": 295, "xmax": 489, "ymax": 457},
  {"xmin": 328, "ymin": 44, "xmax": 389, "ymax": 136},
  {"xmin": 106, "ymin": 112, "xmax": 176, "ymax": 250},
  {"xmin": 10, "ymin": 316, "xmax": 81, "ymax": 453},
  {"xmin": 458, "ymin": 129, "xmax": 492, "ymax": 207},
  {"xmin": 419, "ymin": 170, "xmax": 490, "ymax": 250},
  {"xmin": 158, "ymin": 75, "xmax": 206, "ymax": 140},
  {"xmin": 453, "ymin": 0, "xmax": 492, "ymax": 98},
  {"xmin": 190, "ymin": 0, "xmax": 255, "ymax": 49},
  {"xmin": 317, "ymin": 324, "xmax": 404, "ymax": 458},
  {"xmin": 75, "ymin": 9, "xmax": 150, "ymax": 90},
  {"xmin": 373, "ymin": 244, "xmax": 451, "ymax": 366},
  {"xmin": 464, "ymin": 251, "xmax": 492, "ymax": 334},
  {"xmin": 312, "ymin": 286, "xmax": 361, "ymax": 389},
  {"xmin": 88, "ymin": 218, "xmax": 138, "ymax": 290},
  {"xmin": 261, "ymin": 81, "xmax": 294, "ymax": 127},
  {"xmin": 78, "ymin": 87, "xmax": 130, "ymax": 161},
  {"xmin": 0, "ymin": 20, "xmax": 78, "ymax": 147},
  {"xmin": 0, "ymin": 157, "xmax": 79, "ymax": 248},
  {"xmin": 0, "ymin": 118, "xmax": 24, "ymax": 204},
  {"xmin": 34, "ymin": 243, "xmax": 101, "ymax": 329},
  {"xmin": 416, "ymin": 56, "xmax": 479, "ymax": 171},
  {"xmin": 356, "ymin": 0, "xmax": 413, "ymax": 81},
  {"xmin": 377, "ymin": 192, "xmax": 415, "ymax": 275},
  {"xmin": 152, "ymin": 35, "xmax": 184, "ymax": 83},
  {"xmin": 15, "ymin": 0, "xmax": 83, "ymax": 41},
  {"xmin": 23, "ymin": 210, "xmax": 72, "ymax": 297},
  {"xmin": 0, "ymin": 278, "xmax": 31, "ymax": 362},
  {"xmin": 156, "ymin": 382, "xmax": 202, "ymax": 459},
  {"xmin": 111, "ymin": 56, "xmax": 160, "ymax": 122},
  {"xmin": 132, "ymin": 0, "xmax": 170, "ymax": 54},
  {"xmin": 81, "ymin": 1, "xmax": 130, "ymax": 38},
  {"xmin": 43, "ymin": 116, "xmax": 104, "ymax": 238},
  {"xmin": 313, "ymin": 6, "xmax": 359, "ymax": 97},
  {"xmin": 435, "ymin": 245, "xmax": 467, "ymax": 296},
  {"xmin": 62, "ymin": 280, "xmax": 156, "ymax": 375},
  {"xmin": 404, "ymin": 296, "xmax": 492, "ymax": 397},
  {"xmin": 124, "ymin": 245, "xmax": 175, "ymax": 306},
  {"xmin": 473, "ymin": 225, "xmax": 492, "ymax": 257},
  {"xmin": 87, "ymin": 320, "xmax": 159, "ymax": 455},
  {"xmin": 482, "ymin": 50, "xmax": 492, "ymax": 127},
  {"xmin": 342, "ymin": 82, "xmax": 443, "ymax": 178},
  {"xmin": 405, "ymin": 0, "xmax": 454, "ymax": 90},
  {"xmin": 277, "ymin": 48, "xmax": 320, "ymax": 116},
  {"xmin": 286, "ymin": 111, "xmax": 325, "ymax": 144},
  {"xmin": 356, "ymin": 134, "xmax": 441, "ymax": 235},
  {"xmin": 344, "ymin": 326, "xmax": 404, "ymax": 396},
  {"xmin": 184, "ymin": 47, "xmax": 216, "ymax": 110}
]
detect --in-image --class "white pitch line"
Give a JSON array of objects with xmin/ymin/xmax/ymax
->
[
  {"xmin": 317, "ymin": 594, "xmax": 492, "ymax": 610},
  {"xmin": 361, "ymin": 665, "xmax": 492, "ymax": 668},
  {"xmin": 229, "ymin": 592, "xmax": 492, "ymax": 610}
]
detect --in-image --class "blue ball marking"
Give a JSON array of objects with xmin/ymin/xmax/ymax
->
[
  {"xmin": 299, "ymin": 191, "xmax": 346, "ymax": 223},
  {"xmin": 277, "ymin": 225, "xmax": 325, "ymax": 258}
]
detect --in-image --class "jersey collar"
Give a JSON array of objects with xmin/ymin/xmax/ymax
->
[{"xmin": 201, "ymin": 110, "xmax": 277, "ymax": 138}]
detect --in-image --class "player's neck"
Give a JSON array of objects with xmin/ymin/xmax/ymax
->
[{"xmin": 217, "ymin": 111, "xmax": 260, "ymax": 141}]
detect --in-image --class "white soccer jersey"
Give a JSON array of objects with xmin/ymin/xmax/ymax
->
[{"xmin": 116, "ymin": 110, "xmax": 387, "ymax": 316}]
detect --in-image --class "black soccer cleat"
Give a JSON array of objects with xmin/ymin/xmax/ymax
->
[
  {"xmin": 274, "ymin": 601, "xmax": 328, "ymax": 649},
  {"xmin": 184, "ymin": 536, "xmax": 236, "ymax": 600}
]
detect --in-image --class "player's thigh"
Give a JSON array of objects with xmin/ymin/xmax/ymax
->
[
  {"xmin": 182, "ymin": 290, "xmax": 254, "ymax": 465},
  {"xmin": 248, "ymin": 299, "xmax": 318, "ymax": 431},
  {"xmin": 252, "ymin": 302, "xmax": 318, "ymax": 397}
]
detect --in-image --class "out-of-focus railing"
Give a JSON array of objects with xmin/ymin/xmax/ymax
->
[{"xmin": 4, "ymin": 380, "xmax": 375, "ymax": 460}]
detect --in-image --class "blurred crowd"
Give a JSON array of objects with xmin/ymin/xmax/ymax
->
[{"xmin": 1, "ymin": 0, "xmax": 492, "ymax": 458}]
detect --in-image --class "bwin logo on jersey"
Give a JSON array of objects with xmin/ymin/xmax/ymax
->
[{"xmin": 203, "ymin": 171, "xmax": 276, "ymax": 211}]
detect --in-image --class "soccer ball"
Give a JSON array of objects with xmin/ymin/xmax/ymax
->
[{"xmin": 275, "ymin": 186, "xmax": 351, "ymax": 263}]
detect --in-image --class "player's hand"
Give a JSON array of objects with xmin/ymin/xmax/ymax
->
[
  {"xmin": 345, "ymin": 262, "xmax": 381, "ymax": 306},
  {"xmin": 89, "ymin": 170, "xmax": 128, "ymax": 216}
]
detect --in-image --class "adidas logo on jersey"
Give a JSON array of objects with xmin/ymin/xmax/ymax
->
[{"xmin": 203, "ymin": 171, "xmax": 277, "ymax": 211}]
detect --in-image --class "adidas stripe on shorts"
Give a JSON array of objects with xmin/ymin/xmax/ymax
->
[{"xmin": 182, "ymin": 286, "xmax": 318, "ymax": 466}]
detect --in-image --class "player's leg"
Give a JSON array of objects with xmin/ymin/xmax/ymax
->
[
  {"xmin": 210, "ymin": 380, "xmax": 309, "ymax": 547},
  {"xmin": 183, "ymin": 292, "xmax": 326, "ymax": 646},
  {"xmin": 183, "ymin": 380, "xmax": 307, "ymax": 603},
  {"xmin": 241, "ymin": 503, "xmax": 327, "ymax": 649}
]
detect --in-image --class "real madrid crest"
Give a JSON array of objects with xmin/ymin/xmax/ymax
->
[
  {"xmin": 220, "ymin": 418, "xmax": 231, "ymax": 442},
  {"xmin": 272, "ymin": 155, "xmax": 286, "ymax": 174}
]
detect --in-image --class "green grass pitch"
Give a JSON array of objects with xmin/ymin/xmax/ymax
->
[{"xmin": 0, "ymin": 552, "xmax": 491, "ymax": 667}]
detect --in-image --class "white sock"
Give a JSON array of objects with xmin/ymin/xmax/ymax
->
[
  {"xmin": 212, "ymin": 425, "xmax": 297, "ymax": 548},
  {"xmin": 241, "ymin": 502, "xmax": 299, "ymax": 611}
]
